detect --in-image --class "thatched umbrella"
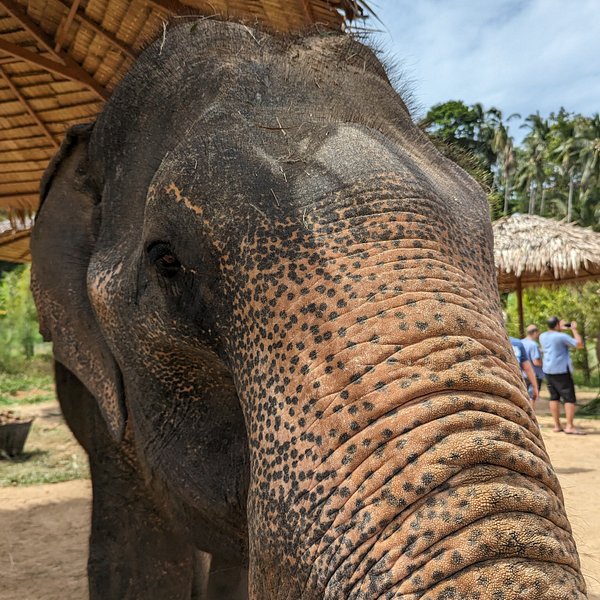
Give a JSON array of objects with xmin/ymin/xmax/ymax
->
[
  {"xmin": 0, "ymin": 0, "xmax": 372, "ymax": 262},
  {"xmin": 494, "ymin": 213, "xmax": 600, "ymax": 336}
]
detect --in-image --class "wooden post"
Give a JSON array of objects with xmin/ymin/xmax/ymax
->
[{"xmin": 516, "ymin": 276, "xmax": 524, "ymax": 338}]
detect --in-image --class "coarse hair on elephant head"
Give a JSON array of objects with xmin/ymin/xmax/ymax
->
[{"xmin": 31, "ymin": 18, "xmax": 586, "ymax": 600}]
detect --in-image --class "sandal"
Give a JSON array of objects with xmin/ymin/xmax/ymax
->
[{"xmin": 564, "ymin": 429, "xmax": 586, "ymax": 435}]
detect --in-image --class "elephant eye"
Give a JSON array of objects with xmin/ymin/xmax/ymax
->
[{"xmin": 147, "ymin": 242, "xmax": 181, "ymax": 278}]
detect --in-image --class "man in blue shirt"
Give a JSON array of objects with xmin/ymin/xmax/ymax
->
[
  {"xmin": 509, "ymin": 336, "xmax": 539, "ymax": 404},
  {"xmin": 539, "ymin": 316, "xmax": 584, "ymax": 434},
  {"xmin": 521, "ymin": 324, "xmax": 544, "ymax": 399}
]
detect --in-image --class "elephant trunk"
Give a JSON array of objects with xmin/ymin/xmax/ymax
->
[
  {"xmin": 242, "ymin": 306, "xmax": 585, "ymax": 598},
  {"xmin": 250, "ymin": 338, "xmax": 584, "ymax": 597},
  {"xmin": 229, "ymin": 177, "xmax": 585, "ymax": 598},
  {"xmin": 302, "ymin": 390, "xmax": 583, "ymax": 598}
]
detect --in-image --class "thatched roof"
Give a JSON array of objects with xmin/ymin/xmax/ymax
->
[
  {"xmin": 494, "ymin": 213, "xmax": 600, "ymax": 291},
  {"xmin": 0, "ymin": 0, "xmax": 371, "ymax": 261}
]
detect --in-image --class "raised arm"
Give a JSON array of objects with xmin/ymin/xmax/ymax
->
[{"xmin": 563, "ymin": 320, "xmax": 584, "ymax": 349}]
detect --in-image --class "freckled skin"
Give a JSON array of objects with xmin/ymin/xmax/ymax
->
[{"xmin": 31, "ymin": 20, "xmax": 586, "ymax": 600}]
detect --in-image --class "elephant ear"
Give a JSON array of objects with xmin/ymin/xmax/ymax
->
[{"xmin": 31, "ymin": 123, "xmax": 127, "ymax": 441}]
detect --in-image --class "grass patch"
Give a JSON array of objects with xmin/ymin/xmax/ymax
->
[
  {"xmin": 0, "ymin": 370, "xmax": 55, "ymax": 407},
  {"xmin": 0, "ymin": 371, "xmax": 54, "ymax": 395},
  {"xmin": 0, "ymin": 392, "xmax": 56, "ymax": 407},
  {"xmin": 0, "ymin": 407, "xmax": 89, "ymax": 487},
  {"xmin": 0, "ymin": 450, "xmax": 89, "ymax": 486}
]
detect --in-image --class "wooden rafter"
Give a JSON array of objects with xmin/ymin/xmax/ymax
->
[
  {"xmin": 0, "ymin": 194, "xmax": 39, "ymax": 214},
  {"xmin": 0, "ymin": 0, "xmax": 109, "ymax": 99},
  {"xmin": 0, "ymin": 65, "xmax": 59, "ymax": 148},
  {"xmin": 0, "ymin": 0, "xmax": 64, "ymax": 60},
  {"xmin": 0, "ymin": 193, "xmax": 38, "ymax": 200},
  {"xmin": 54, "ymin": 0, "xmax": 81, "ymax": 52},
  {"xmin": 52, "ymin": 0, "xmax": 137, "ymax": 60},
  {"xmin": 299, "ymin": 0, "xmax": 315, "ymax": 24},
  {"xmin": 0, "ymin": 38, "xmax": 109, "ymax": 99},
  {"xmin": 144, "ymin": 0, "xmax": 178, "ymax": 14},
  {"xmin": 0, "ymin": 228, "xmax": 30, "ymax": 247}
]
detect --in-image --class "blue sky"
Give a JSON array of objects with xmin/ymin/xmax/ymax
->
[{"xmin": 369, "ymin": 0, "xmax": 600, "ymax": 139}]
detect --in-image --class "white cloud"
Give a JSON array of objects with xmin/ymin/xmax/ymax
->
[{"xmin": 370, "ymin": 0, "xmax": 600, "ymax": 136}]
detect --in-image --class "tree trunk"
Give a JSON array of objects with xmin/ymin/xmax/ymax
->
[
  {"xmin": 528, "ymin": 180, "xmax": 535, "ymax": 214},
  {"xmin": 516, "ymin": 277, "xmax": 524, "ymax": 338},
  {"xmin": 23, "ymin": 335, "xmax": 34, "ymax": 359},
  {"xmin": 567, "ymin": 169, "xmax": 574, "ymax": 222},
  {"xmin": 596, "ymin": 330, "xmax": 600, "ymax": 384},
  {"xmin": 540, "ymin": 187, "xmax": 546, "ymax": 216},
  {"xmin": 580, "ymin": 321, "xmax": 591, "ymax": 386},
  {"xmin": 503, "ymin": 173, "xmax": 510, "ymax": 215}
]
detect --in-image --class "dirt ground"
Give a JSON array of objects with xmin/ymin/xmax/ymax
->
[{"xmin": 0, "ymin": 401, "xmax": 599, "ymax": 599}]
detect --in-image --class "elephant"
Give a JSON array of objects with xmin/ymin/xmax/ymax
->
[{"xmin": 30, "ymin": 18, "xmax": 586, "ymax": 600}]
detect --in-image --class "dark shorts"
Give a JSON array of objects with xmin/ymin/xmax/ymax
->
[
  {"xmin": 525, "ymin": 376, "xmax": 543, "ymax": 398},
  {"xmin": 545, "ymin": 372, "xmax": 576, "ymax": 403}
]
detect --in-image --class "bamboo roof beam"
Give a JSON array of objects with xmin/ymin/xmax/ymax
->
[
  {"xmin": 0, "ymin": 38, "xmax": 109, "ymax": 99},
  {"xmin": 299, "ymin": 0, "xmax": 315, "ymax": 23},
  {"xmin": 51, "ymin": 0, "xmax": 137, "ymax": 60},
  {"xmin": 0, "ymin": 65, "xmax": 59, "ymax": 148},
  {"xmin": 0, "ymin": 0, "xmax": 65, "ymax": 60},
  {"xmin": 54, "ymin": 0, "xmax": 81, "ymax": 52},
  {"xmin": 0, "ymin": 193, "xmax": 39, "ymax": 211},
  {"xmin": 0, "ymin": 0, "xmax": 109, "ymax": 99},
  {"xmin": 144, "ymin": 0, "xmax": 177, "ymax": 14}
]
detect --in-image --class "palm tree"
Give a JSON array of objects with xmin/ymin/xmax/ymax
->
[
  {"xmin": 518, "ymin": 113, "xmax": 550, "ymax": 215},
  {"xmin": 552, "ymin": 110, "xmax": 579, "ymax": 222},
  {"xmin": 576, "ymin": 114, "xmax": 600, "ymax": 225},
  {"xmin": 491, "ymin": 114, "xmax": 519, "ymax": 214}
]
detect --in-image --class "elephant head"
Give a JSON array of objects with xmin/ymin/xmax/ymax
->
[{"xmin": 31, "ymin": 20, "xmax": 585, "ymax": 599}]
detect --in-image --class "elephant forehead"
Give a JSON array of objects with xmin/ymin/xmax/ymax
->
[{"xmin": 143, "ymin": 116, "xmax": 484, "ymax": 232}]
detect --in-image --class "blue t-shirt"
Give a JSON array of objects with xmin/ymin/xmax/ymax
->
[
  {"xmin": 539, "ymin": 330, "xmax": 577, "ymax": 374},
  {"xmin": 520, "ymin": 337, "xmax": 544, "ymax": 379},
  {"xmin": 509, "ymin": 337, "xmax": 528, "ymax": 366}
]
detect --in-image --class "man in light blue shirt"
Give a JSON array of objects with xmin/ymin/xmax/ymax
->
[
  {"xmin": 521, "ymin": 324, "xmax": 544, "ymax": 398},
  {"xmin": 539, "ymin": 316, "xmax": 584, "ymax": 434}
]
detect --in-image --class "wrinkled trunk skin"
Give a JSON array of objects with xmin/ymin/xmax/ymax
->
[{"xmin": 224, "ymin": 175, "xmax": 585, "ymax": 598}]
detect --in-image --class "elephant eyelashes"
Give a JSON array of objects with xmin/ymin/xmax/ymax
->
[{"xmin": 147, "ymin": 242, "xmax": 182, "ymax": 279}]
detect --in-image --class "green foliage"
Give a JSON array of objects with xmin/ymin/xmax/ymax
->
[
  {"xmin": 422, "ymin": 99, "xmax": 600, "ymax": 227},
  {"xmin": 421, "ymin": 100, "xmax": 500, "ymax": 172},
  {"xmin": 504, "ymin": 283, "xmax": 600, "ymax": 385},
  {"xmin": 420, "ymin": 101, "xmax": 518, "ymax": 213},
  {"xmin": 0, "ymin": 371, "xmax": 54, "ymax": 395},
  {"xmin": 0, "ymin": 265, "xmax": 46, "ymax": 371},
  {"xmin": 0, "ymin": 393, "xmax": 55, "ymax": 407},
  {"xmin": 508, "ymin": 109, "xmax": 600, "ymax": 226}
]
